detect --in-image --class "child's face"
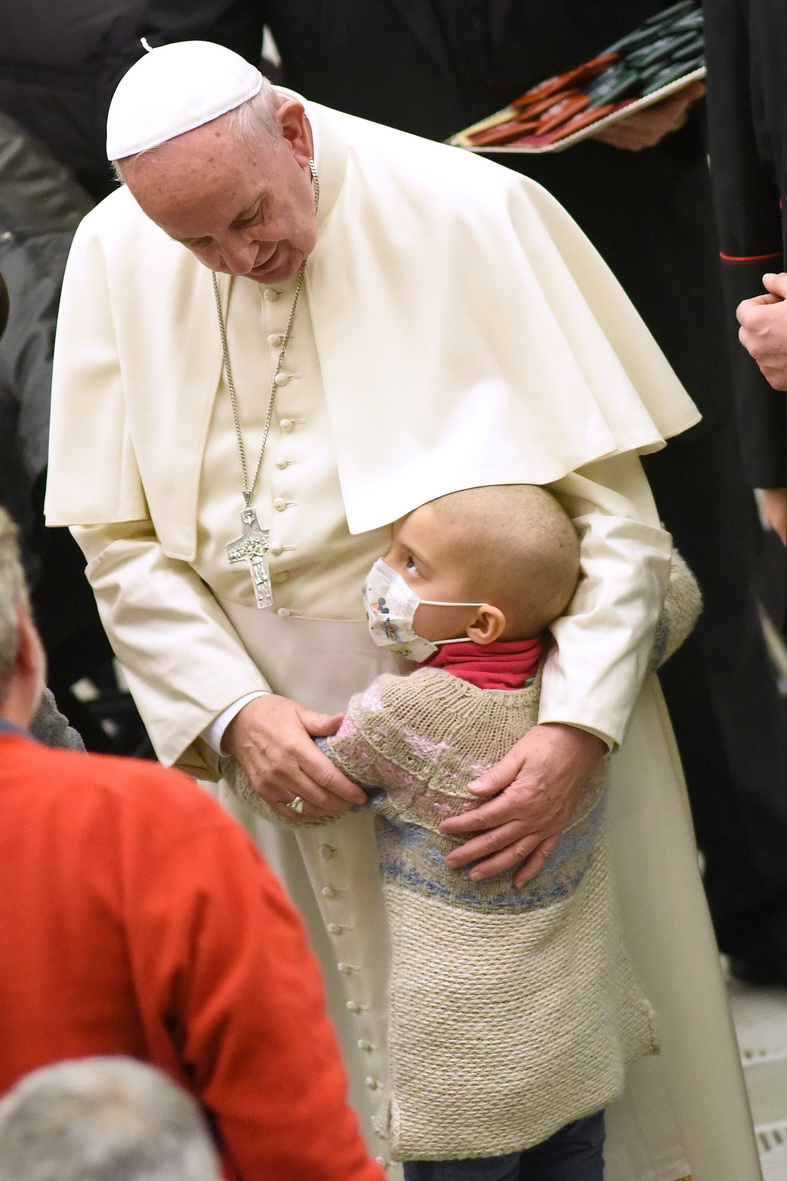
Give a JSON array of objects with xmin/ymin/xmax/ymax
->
[{"xmin": 382, "ymin": 505, "xmax": 482, "ymax": 642}]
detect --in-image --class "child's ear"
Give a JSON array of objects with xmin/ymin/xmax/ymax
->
[{"xmin": 466, "ymin": 604, "xmax": 506, "ymax": 645}]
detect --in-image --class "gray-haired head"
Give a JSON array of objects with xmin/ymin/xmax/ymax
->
[
  {"xmin": 0, "ymin": 1057, "xmax": 221, "ymax": 1181},
  {"xmin": 110, "ymin": 84, "xmax": 283, "ymax": 184},
  {"xmin": 107, "ymin": 40, "xmax": 263, "ymax": 160},
  {"xmin": 0, "ymin": 507, "xmax": 26, "ymax": 705},
  {"xmin": 110, "ymin": 47, "xmax": 317, "ymax": 288},
  {"xmin": 107, "ymin": 40, "xmax": 281, "ymax": 174}
]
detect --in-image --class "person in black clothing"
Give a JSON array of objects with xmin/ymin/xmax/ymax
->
[
  {"xmin": 0, "ymin": 112, "xmax": 151, "ymax": 756},
  {"xmin": 132, "ymin": 0, "xmax": 787, "ymax": 987},
  {"xmin": 704, "ymin": 0, "xmax": 787, "ymax": 547},
  {"xmin": 0, "ymin": 0, "xmax": 145, "ymax": 202}
]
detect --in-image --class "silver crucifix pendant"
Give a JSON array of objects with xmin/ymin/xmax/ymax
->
[{"xmin": 227, "ymin": 506, "xmax": 273, "ymax": 609}]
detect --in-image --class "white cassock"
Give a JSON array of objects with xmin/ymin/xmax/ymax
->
[{"xmin": 46, "ymin": 96, "xmax": 761, "ymax": 1180}]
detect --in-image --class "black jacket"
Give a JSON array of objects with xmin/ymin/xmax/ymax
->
[
  {"xmin": 704, "ymin": 0, "xmax": 787, "ymax": 488},
  {"xmin": 0, "ymin": 0, "xmax": 144, "ymax": 200},
  {"xmin": 0, "ymin": 112, "xmax": 92, "ymax": 573}
]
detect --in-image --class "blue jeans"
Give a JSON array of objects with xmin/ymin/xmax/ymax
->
[{"xmin": 402, "ymin": 1111, "xmax": 605, "ymax": 1181}]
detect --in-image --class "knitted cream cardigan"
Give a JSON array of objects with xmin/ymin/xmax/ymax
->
[{"xmin": 223, "ymin": 550, "xmax": 700, "ymax": 1160}]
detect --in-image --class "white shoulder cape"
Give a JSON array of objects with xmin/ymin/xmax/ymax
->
[{"xmin": 46, "ymin": 98, "xmax": 699, "ymax": 553}]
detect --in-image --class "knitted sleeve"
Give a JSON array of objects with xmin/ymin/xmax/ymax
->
[
  {"xmin": 219, "ymin": 755, "xmax": 306, "ymax": 828},
  {"xmin": 324, "ymin": 671, "xmax": 544, "ymax": 833},
  {"xmin": 323, "ymin": 676, "xmax": 422, "ymax": 786},
  {"xmin": 323, "ymin": 677, "xmax": 466, "ymax": 833},
  {"xmin": 217, "ymin": 672, "xmax": 467, "ymax": 830},
  {"xmin": 219, "ymin": 673, "xmax": 482, "ymax": 833},
  {"xmin": 648, "ymin": 546, "xmax": 702, "ymax": 673}
]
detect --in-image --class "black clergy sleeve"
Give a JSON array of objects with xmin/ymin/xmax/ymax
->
[{"xmin": 704, "ymin": 0, "xmax": 787, "ymax": 488}]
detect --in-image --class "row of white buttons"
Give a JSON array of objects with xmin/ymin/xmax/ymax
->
[
  {"xmin": 273, "ymin": 407, "xmax": 297, "ymax": 606},
  {"xmin": 264, "ymin": 310, "xmax": 301, "ymax": 614},
  {"xmin": 313, "ymin": 842, "xmax": 385, "ymax": 1107},
  {"xmin": 262, "ymin": 292, "xmax": 391, "ymax": 1170},
  {"xmin": 270, "ymin": 448, "xmax": 295, "ymax": 602}
]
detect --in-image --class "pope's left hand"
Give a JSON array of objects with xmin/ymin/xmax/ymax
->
[{"xmin": 439, "ymin": 723, "xmax": 606, "ymax": 888}]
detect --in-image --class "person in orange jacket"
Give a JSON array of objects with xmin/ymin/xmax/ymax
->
[{"xmin": 0, "ymin": 496, "xmax": 383, "ymax": 1181}]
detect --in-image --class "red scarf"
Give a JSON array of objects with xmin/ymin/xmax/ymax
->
[{"xmin": 418, "ymin": 636, "xmax": 545, "ymax": 690}]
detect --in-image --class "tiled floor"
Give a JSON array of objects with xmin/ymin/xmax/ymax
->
[{"xmin": 728, "ymin": 974, "xmax": 787, "ymax": 1180}]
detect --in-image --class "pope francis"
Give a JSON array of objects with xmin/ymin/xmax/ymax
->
[{"xmin": 45, "ymin": 40, "xmax": 762, "ymax": 1181}]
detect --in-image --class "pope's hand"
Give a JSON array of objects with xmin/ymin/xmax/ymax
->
[
  {"xmin": 439, "ymin": 723, "xmax": 606, "ymax": 888},
  {"xmin": 223, "ymin": 694, "xmax": 367, "ymax": 821},
  {"xmin": 737, "ymin": 273, "xmax": 787, "ymax": 390}
]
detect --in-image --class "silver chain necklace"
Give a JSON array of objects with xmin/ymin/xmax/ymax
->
[{"xmin": 211, "ymin": 159, "xmax": 319, "ymax": 609}]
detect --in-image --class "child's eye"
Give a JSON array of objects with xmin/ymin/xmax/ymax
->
[{"xmin": 405, "ymin": 555, "xmax": 418, "ymax": 574}]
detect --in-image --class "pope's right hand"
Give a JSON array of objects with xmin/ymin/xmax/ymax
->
[{"xmin": 223, "ymin": 694, "xmax": 367, "ymax": 821}]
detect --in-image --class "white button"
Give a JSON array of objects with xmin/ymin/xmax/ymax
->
[
  {"xmin": 327, "ymin": 922, "xmax": 344, "ymax": 934},
  {"xmin": 365, "ymin": 1077, "xmax": 380, "ymax": 1090},
  {"xmin": 273, "ymin": 372, "xmax": 291, "ymax": 386},
  {"xmin": 275, "ymin": 457, "xmax": 288, "ymax": 470},
  {"xmin": 320, "ymin": 844, "xmax": 336, "ymax": 859},
  {"xmin": 267, "ymin": 332, "xmax": 284, "ymax": 346},
  {"xmin": 263, "ymin": 288, "xmax": 279, "ymax": 301},
  {"xmin": 273, "ymin": 497, "xmax": 287, "ymax": 511},
  {"xmin": 346, "ymin": 1001, "xmax": 361, "ymax": 1013},
  {"xmin": 374, "ymin": 1157, "xmax": 388, "ymax": 1167},
  {"xmin": 357, "ymin": 1040, "xmax": 373, "ymax": 1051},
  {"xmin": 269, "ymin": 542, "xmax": 283, "ymax": 556},
  {"xmin": 273, "ymin": 571, "xmax": 288, "ymax": 584},
  {"xmin": 277, "ymin": 607, "xmax": 291, "ymax": 618},
  {"xmin": 337, "ymin": 962, "xmax": 353, "ymax": 974},
  {"xmin": 280, "ymin": 418, "xmax": 294, "ymax": 432},
  {"xmin": 321, "ymin": 886, "xmax": 336, "ymax": 899}
]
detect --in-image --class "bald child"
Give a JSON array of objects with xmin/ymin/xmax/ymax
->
[
  {"xmin": 367, "ymin": 483, "xmax": 581, "ymax": 657},
  {"xmin": 225, "ymin": 484, "xmax": 701, "ymax": 1179}
]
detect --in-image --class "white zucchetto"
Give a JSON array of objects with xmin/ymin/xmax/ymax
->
[{"xmin": 106, "ymin": 40, "xmax": 263, "ymax": 161}]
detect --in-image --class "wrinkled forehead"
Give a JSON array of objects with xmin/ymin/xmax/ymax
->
[
  {"xmin": 119, "ymin": 112, "xmax": 254, "ymax": 179},
  {"xmin": 120, "ymin": 120, "xmax": 273, "ymax": 232}
]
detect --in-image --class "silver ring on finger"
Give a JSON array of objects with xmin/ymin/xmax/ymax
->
[{"xmin": 287, "ymin": 795, "xmax": 306, "ymax": 814}]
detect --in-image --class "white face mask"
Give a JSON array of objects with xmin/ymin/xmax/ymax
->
[{"xmin": 362, "ymin": 558, "xmax": 483, "ymax": 661}]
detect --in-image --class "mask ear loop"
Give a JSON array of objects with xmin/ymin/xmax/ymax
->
[
  {"xmin": 418, "ymin": 598, "xmax": 486, "ymax": 647},
  {"xmin": 419, "ymin": 598, "xmax": 484, "ymax": 608}
]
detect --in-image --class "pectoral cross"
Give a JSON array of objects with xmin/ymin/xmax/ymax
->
[{"xmin": 227, "ymin": 502, "xmax": 273, "ymax": 609}]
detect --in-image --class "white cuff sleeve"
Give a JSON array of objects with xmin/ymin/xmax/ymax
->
[
  {"xmin": 541, "ymin": 453, "xmax": 672, "ymax": 749},
  {"xmin": 203, "ymin": 691, "xmax": 270, "ymax": 755}
]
